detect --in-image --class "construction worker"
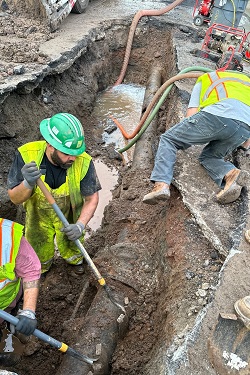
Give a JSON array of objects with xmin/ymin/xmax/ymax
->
[
  {"xmin": 0, "ymin": 218, "xmax": 41, "ymax": 366},
  {"xmin": 7, "ymin": 113, "xmax": 101, "ymax": 276},
  {"xmin": 143, "ymin": 70, "xmax": 250, "ymax": 205}
]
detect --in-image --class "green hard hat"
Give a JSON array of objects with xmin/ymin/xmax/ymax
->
[{"xmin": 40, "ymin": 113, "xmax": 86, "ymax": 156}]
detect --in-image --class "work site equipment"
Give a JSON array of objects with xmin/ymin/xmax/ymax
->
[
  {"xmin": 10, "ymin": 0, "xmax": 90, "ymax": 31},
  {"xmin": 195, "ymin": 23, "xmax": 250, "ymax": 70},
  {"xmin": 0, "ymin": 309, "xmax": 97, "ymax": 365},
  {"xmin": 36, "ymin": 178, "xmax": 126, "ymax": 314},
  {"xmin": 192, "ymin": 0, "xmax": 214, "ymax": 26},
  {"xmin": 193, "ymin": 0, "xmax": 250, "ymax": 70}
]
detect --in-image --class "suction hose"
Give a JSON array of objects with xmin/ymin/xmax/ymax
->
[
  {"xmin": 114, "ymin": 0, "xmax": 186, "ymax": 86},
  {"xmin": 117, "ymin": 66, "xmax": 212, "ymax": 153}
]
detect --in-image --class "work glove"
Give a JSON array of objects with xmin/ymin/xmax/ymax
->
[
  {"xmin": 21, "ymin": 161, "xmax": 42, "ymax": 189},
  {"xmin": 15, "ymin": 309, "xmax": 37, "ymax": 336},
  {"xmin": 61, "ymin": 222, "xmax": 85, "ymax": 241}
]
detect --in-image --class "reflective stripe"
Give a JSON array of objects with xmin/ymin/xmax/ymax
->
[
  {"xmin": 60, "ymin": 113, "xmax": 82, "ymax": 137},
  {"xmin": 0, "ymin": 219, "xmax": 17, "ymax": 289},
  {"xmin": 48, "ymin": 119, "xmax": 63, "ymax": 145},
  {"xmin": 203, "ymin": 72, "xmax": 250, "ymax": 101},
  {"xmin": 0, "ymin": 219, "xmax": 14, "ymax": 266}
]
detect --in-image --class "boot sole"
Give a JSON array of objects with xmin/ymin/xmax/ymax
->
[
  {"xmin": 216, "ymin": 183, "xmax": 242, "ymax": 204},
  {"xmin": 143, "ymin": 190, "xmax": 170, "ymax": 205}
]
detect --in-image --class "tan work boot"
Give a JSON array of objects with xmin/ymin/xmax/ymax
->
[
  {"xmin": 143, "ymin": 182, "xmax": 170, "ymax": 205},
  {"xmin": 234, "ymin": 296, "xmax": 250, "ymax": 329},
  {"xmin": 216, "ymin": 169, "xmax": 249, "ymax": 204},
  {"xmin": 245, "ymin": 230, "xmax": 250, "ymax": 244}
]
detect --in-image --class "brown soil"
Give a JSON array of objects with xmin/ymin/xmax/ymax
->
[{"xmin": 0, "ymin": 9, "xmax": 223, "ymax": 375}]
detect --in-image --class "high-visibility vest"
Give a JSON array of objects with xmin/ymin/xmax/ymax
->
[
  {"xmin": 197, "ymin": 71, "xmax": 250, "ymax": 110},
  {"xmin": 0, "ymin": 218, "xmax": 22, "ymax": 310},
  {"xmin": 18, "ymin": 141, "xmax": 92, "ymax": 222}
]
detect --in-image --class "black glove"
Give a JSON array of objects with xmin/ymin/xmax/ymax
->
[
  {"xmin": 16, "ymin": 310, "xmax": 37, "ymax": 336},
  {"xmin": 61, "ymin": 222, "xmax": 85, "ymax": 241},
  {"xmin": 21, "ymin": 161, "xmax": 42, "ymax": 189}
]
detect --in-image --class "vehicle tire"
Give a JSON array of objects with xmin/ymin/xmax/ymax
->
[
  {"xmin": 72, "ymin": 0, "xmax": 89, "ymax": 14},
  {"xmin": 193, "ymin": 15, "xmax": 204, "ymax": 26}
]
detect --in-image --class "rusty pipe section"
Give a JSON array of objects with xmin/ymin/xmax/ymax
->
[
  {"xmin": 114, "ymin": 0, "xmax": 186, "ymax": 86},
  {"xmin": 132, "ymin": 65, "xmax": 163, "ymax": 170},
  {"xmin": 55, "ymin": 286, "xmax": 129, "ymax": 375}
]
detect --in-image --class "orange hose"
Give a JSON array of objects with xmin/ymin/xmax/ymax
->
[
  {"xmin": 114, "ymin": 0, "xmax": 186, "ymax": 86},
  {"xmin": 110, "ymin": 72, "xmax": 202, "ymax": 139}
]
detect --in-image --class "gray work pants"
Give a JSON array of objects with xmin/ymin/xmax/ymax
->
[{"xmin": 150, "ymin": 111, "xmax": 250, "ymax": 187}]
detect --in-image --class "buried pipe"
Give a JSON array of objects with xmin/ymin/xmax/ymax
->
[
  {"xmin": 132, "ymin": 65, "xmax": 163, "ymax": 170},
  {"xmin": 54, "ymin": 70, "xmax": 167, "ymax": 374},
  {"xmin": 55, "ymin": 283, "xmax": 130, "ymax": 375},
  {"xmin": 112, "ymin": 67, "xmax": 212, "ymax": 141},
  {"xmin": 0, "ymin": 310, "xmax": 97, "ymax": 366},
  {"xmin": 117, "ymin": 67, "xmax": 213, "ymax": 153}
]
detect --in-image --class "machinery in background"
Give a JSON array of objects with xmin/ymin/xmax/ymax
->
[
  {"xmin": 195, "ymin": 23, "xmax": 250, "ymax": 70},
  {"xmin": 193, "ymin": 0, "xmax": 250, "ymax": 70},
  {"xmin": 8, "ymin": 0, "xmax": 90, "ymax": 31},
  {"xmin": 193, "ymin": 0, "xmax": 214, "ymax": 26}
]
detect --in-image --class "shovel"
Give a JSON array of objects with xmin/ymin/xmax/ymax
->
[
  {"xmin": 0, "ymin": 309, "xmax": 97, "ymax": 365},
  {"xmin": 37, "ymin": 178, "xmax": 126, "ymax": 314}
]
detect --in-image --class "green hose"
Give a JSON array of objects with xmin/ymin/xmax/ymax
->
[{"xmin": 118, "ymin": 66, "xmax": 212, "ymax": 153}]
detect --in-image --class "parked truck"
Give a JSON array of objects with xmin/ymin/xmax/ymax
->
[{"xmin": 10, "ymin": 0, "xmax": 90, "ymax": 31}]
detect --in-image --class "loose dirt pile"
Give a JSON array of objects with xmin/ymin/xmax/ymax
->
[{"xmin": 0, "ymin": 0, "xmax": 56, "ymax": 82}]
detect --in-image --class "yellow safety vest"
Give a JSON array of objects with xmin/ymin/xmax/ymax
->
[
  {"xmin": 18, "ymin": 141, "xmax": 92, "ymax": 222},
  {"xmin": 196, "ymin": 71, "xmax": 250, "ymax": 110},
  {"xmin": 0, "ymin": 219, "xmax": 22, "ymax": 310}
]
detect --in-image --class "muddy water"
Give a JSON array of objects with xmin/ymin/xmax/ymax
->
[
  {"xmin": 92, "ymin": 84, "xmax": 145, "ymax": 162},
  {"xmin": 87, "ymin": 159, "xmax": 118, "ymax": 234},
  {"xmin": 87, "ymin": 84, "xmax": 145, "ymax": 233}
]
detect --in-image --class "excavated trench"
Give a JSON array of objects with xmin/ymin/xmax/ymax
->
[{"xmin": 0, "ymin": 19, "xmax": 223, "ymax": 375}]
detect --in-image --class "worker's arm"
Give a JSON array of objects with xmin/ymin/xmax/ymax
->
[
  {"xmin": 77, "ymin": 191, "xmax": 99, "ymax": 227},
  {"xmin": 186, "ymin": 81, "xmax": 201, "ymax": 117},
  {"xmin": 61, "ymin": 161, "xmax": 101, "ymax": 241},
  {"xmin": 22, "ymin": 280, "xmax": 40, "ymax": 312},
  {"xmin": 8, "ymin": 182, "xmax": 34, "ymax": 204},
  {"xmin": 186, "ymin": 107, "xmax": 198, "ymax": 117},
  {"xmin": 15, "ymin": 237, "xmax": 41, "ymax": 336},
  {"xmin": 8, "ymin": 156, "xmax": 41, "ymax": 204},
  {"xmin": 61, "ymin": 192, "xmax": 99, "ymax": 241}
]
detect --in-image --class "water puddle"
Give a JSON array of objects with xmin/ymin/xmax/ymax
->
[
  {"xmin": 87, "ymin": 83, "xmax": 145, "ymax": 234},
  {"xmin": 86, "ymin": 159, "xmax": 118, "ymax": 236},
  {"xmin": 92, "ymin": 83, "xmax": 145, "ymax": 161}
]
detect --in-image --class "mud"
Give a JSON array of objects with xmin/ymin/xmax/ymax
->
[{"xmin": 0, "ymin": 7, "xmax": 241, "ymax": 375}]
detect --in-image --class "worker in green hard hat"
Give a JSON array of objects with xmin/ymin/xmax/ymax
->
[{"xmin": 7, "ymin": 113, "xmax": 102, "ymax": 277}]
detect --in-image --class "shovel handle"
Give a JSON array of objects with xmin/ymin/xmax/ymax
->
[{"xmin": 0, "ymin": 310, "xmax": 96, "ymax": 365}]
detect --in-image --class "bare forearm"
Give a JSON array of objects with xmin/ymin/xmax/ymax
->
[
  {"xmin": 8, "ymin": 182, "xmax": 33, "ymax": 204},
  {"xmin": 186, "ymin": 107, "xmax": 198, "ymax": 117},
  {"xmin": 22, "ymin": 280, "xmax": 40, "ymax": 312},
  {"xmin": 77, "ymin": 192, "xmax": 99, "ymax": 226}
]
